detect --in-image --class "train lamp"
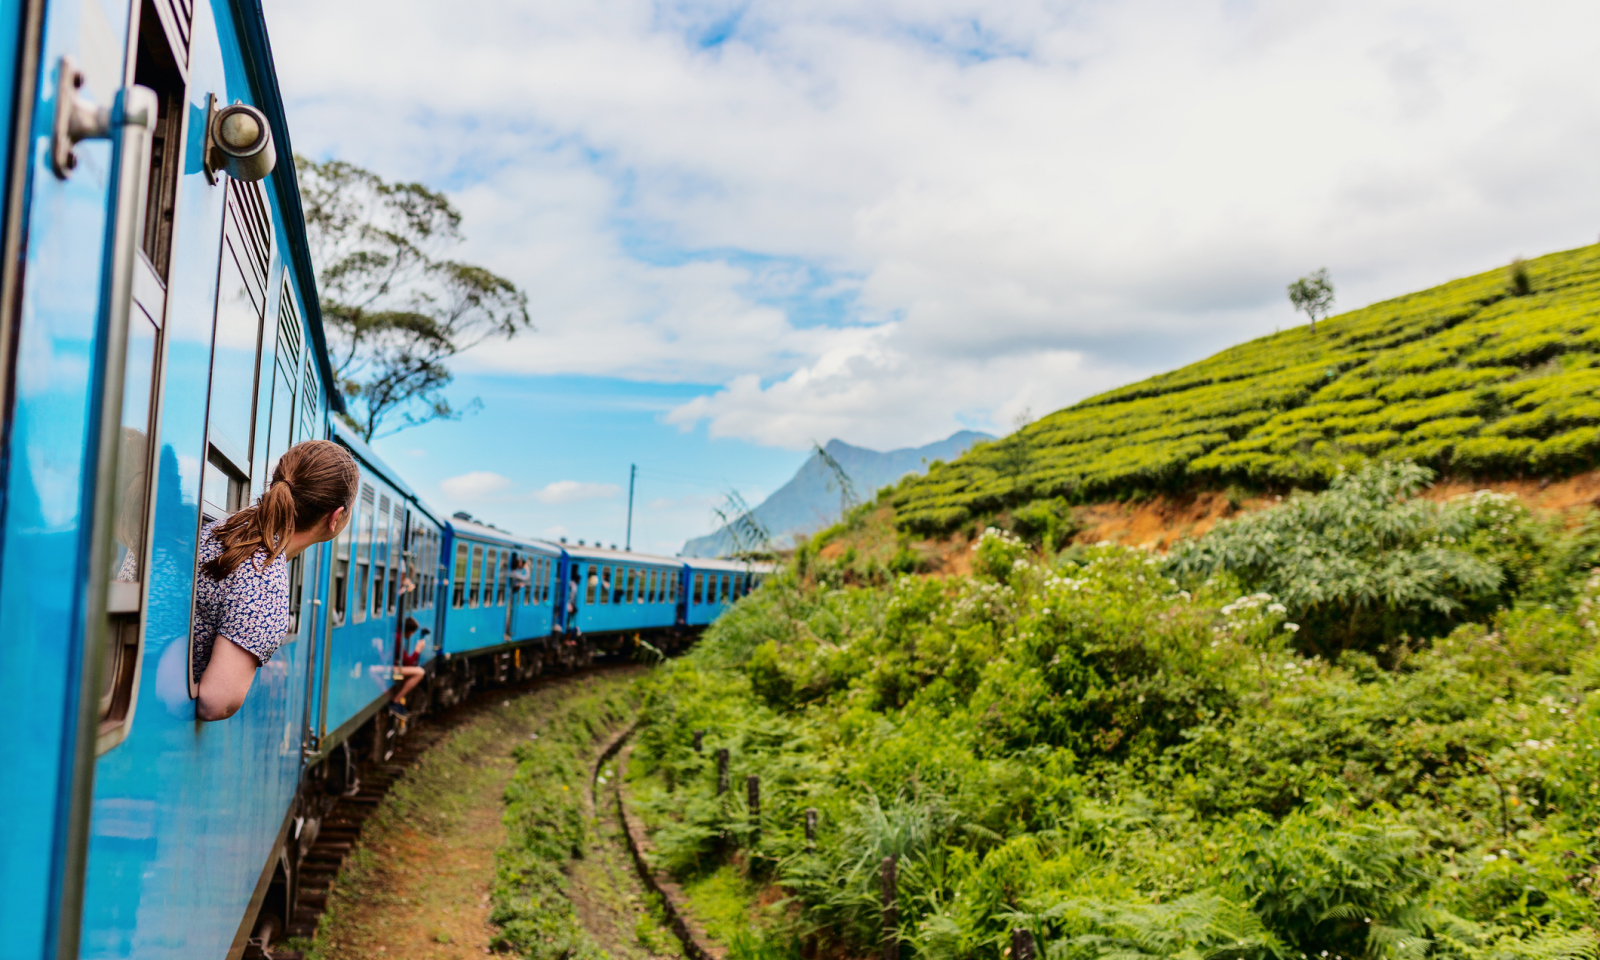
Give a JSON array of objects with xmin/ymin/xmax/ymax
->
[{"xmin": 203, "ymin": 95, "xmax": 276, "ymax": 184}]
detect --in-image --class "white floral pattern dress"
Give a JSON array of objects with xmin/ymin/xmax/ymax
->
[{"xmin": 192, "ymin": 522, "xmax": 291, "ymax": 682}]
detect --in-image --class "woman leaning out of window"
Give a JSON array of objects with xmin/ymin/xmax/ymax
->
[{"xmin": 195, "ymin": 440, "xmax": 359, "ymax": 721}]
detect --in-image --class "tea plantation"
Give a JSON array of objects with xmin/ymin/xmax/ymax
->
[{"xmin": 893, "ymin": 244, "xmax": 1600, "ymax": 535}]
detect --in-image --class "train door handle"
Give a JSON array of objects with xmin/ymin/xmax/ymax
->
[{"xmin": 49, "ymin": 57, "xmax": 156, "ymax": 180}]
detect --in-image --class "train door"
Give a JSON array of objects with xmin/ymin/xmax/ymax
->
[{"xmin": 0, "ymin": 0, "xmax": 173, "ymax": 947}]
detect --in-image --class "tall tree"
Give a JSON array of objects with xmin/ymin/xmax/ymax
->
[
  {"xmin": 1287, "ymin": 268, "xmax": 1335, "ymax": 334},
  {"xmin": 296, "ymin": 156, "xmax": 532, "ymax": 441}
]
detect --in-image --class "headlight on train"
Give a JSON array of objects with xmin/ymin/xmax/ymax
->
[{"xmin": 205, "ymin": 98, "xmax": 276, "ymax": 183}]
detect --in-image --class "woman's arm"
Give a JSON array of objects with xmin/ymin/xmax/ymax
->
[{"xmin": 197, "ymin": 635, "xmax": 260, "ymax": 721}]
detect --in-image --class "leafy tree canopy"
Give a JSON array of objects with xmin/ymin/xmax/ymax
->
[{"xmin": 296, "ymin": 156, "xmax": 532, "ymax": 441}]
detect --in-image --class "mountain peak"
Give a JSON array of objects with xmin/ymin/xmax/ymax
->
[{"xmin": 682, "ymin": 430, "xmax": 994, "ymax": 556}]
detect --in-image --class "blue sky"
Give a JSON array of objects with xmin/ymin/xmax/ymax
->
[
  {"xmin": 368, "ymin": 375, "xmax": 804, "ymax": 557},
  {"xmin": 265, "ymin": 0, "xmax": 1600, "ymax": 553}
]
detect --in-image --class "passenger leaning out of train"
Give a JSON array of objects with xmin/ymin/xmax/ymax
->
[
  {"xmin": 195, "ymin": 440, "xmax": 359, "ymax": 721},
  {"xmin": 389, "ymin": 616, "xmax": 428, "ymax": 718}
]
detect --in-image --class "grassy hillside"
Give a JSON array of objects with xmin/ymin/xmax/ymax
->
[
  {"xmin": 628, "ymin": 468, "xmax": 1600, "ymax": 960},
  {"xmin": 894, "ymin": 244, "xmax": 1600, "ymax": 535}
]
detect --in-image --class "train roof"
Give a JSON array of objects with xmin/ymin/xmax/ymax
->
[
  {"xmin": 235, "ymin": 0, "xmax": 344, "ymax": 416},
  {"xmin": 554, "ymin": 542, "xmax": 684, "ymax": 566},
  {"xmin": 329, "ymin": 421, "xmax": 446, "ymax": 526},
  {"xmin": 447, "ymin": 517, "xmax": 557, "ymax": 553},
  {"xmin": 684, "ymin": 556, "xmax": 780, "ymax": 574}
]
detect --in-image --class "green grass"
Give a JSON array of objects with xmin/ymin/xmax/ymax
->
[
  {"xmin": 891, "ymin": 244, "xmax": 1600, "ymax": 535},
  {"xmin": 491, "ymin": 679, "xmax": 639, "ymax": 960},
  {"xmin": 682, "ymin": 862, "xmax": 759, "ymax": 942}
]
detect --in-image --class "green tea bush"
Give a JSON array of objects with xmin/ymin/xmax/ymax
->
[{"xmin": 892, "ymin": 245, "xmax": 1600, "ymax": 535}]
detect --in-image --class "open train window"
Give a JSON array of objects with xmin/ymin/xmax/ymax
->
[
  {"xmin": 452, "ymin": 542, "xmax": 467, "ymax": 608},
  {"xmin": 721, "ymin": 575, "xmax": 731, "ymax": 603},
  {"xmin": 352, "ymin": 485, "xmax": 373, "ymax": 623},
  {"xmin": 132, "ymin": 0, "xmax": 189, "ymax": 278},
  {"xmin": 468, "ymin": 545, "xmax": 483, "ymax": 607},
  {"xmin": 374, "ymin": 494, "xmax": 390, "ymax": 616},
  {"xmin": 485, "ymin": 548, "xmax": 498, "ymax": 606},
  {"xmin": 496, "ymin": 551, "xmax": 507, "ymax": 606},
  {"xmin": 385, "ymin": 502, "xmax": 399, "ymax": 615},
  {"xmin": 331, "ymin": 501, "xmax": 352, "ymax": 625},
  {"xmin": 693, "ymin": 573, "xmax": 704, "ymax": 604}
]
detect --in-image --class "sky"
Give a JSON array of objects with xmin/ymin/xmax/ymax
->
[{"xmin": 262, "ymin": 0, "xmax": 1600, "ymax": 555}]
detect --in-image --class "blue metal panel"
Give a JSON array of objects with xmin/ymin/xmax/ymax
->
[
  {"xmin": 318, "ymin": 460, "xmax": 407, "ymax": 741},
  {"xmin": 74, "ymin": 0, "xmax": 341, "ymax": 954},
  {"xmin": 565, "ymin": 553, "xmax": 682, "ymax": 635},
  {"xmin": 0, "ymin": 0, "xmax": 130, "ymax": 951}
]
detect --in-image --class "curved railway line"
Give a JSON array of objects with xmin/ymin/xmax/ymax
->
[{"xmin": 244, "ymin": 659, "xmax": 644, "ymax": 959}]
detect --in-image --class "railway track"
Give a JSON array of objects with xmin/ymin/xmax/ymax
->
[{"xmin": 244, "ymin": 660, "xmax": 639, "ymax": 959}]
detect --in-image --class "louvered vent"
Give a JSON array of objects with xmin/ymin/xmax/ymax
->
[{"xmin": 148, "ymin": 0, "xmax": 194, "ymax": 70}]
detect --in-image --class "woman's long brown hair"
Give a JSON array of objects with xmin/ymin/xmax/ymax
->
[{"xmin": 203, "ymin": 439, "xmax": 359, "ymax": 581}]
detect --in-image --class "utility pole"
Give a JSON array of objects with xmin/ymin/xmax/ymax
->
[{"xmin": 625, "ymin": 463, "xmax": 636, "ymax": 551}]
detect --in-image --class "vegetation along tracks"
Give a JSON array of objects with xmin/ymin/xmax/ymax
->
[{"xmin": 247, "ymin": 662, "xmax": 647, "ymax": 960}]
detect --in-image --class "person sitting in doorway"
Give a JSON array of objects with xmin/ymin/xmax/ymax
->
[
  {"xmin": 196, "ymin": 440, "xmax": 359, "ymax": 721},
  {"xmin": 389, "ymin": 616, "xmax": 428, "ymax": 718}
]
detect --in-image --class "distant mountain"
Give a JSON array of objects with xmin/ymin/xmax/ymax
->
[{"xmin": 681, "ymin": 431, "xmax": 993, "ymax": 557}]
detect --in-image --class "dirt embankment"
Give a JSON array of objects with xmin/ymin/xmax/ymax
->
[
  {"xmin": 1073, "ymin": 470, "xmax": 1600, "ymax": 552},
  {"xmin": 813, "ymin": 470, "xmax": 1600, "ymax": 573}
]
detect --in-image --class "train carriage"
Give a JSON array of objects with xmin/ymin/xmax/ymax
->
[
  {"xmin": 311, "ymin": 422, "xmax": 446, "ymax": 758},
  {"xmin": 682, "ymin": 557, "xmax": 774, "ymax": 627},
  {"xmin": 0, "ymin": 0, "xmax": 769, "ymax": 954},
  {"xmin": 0, "ymin": 0, "xmax": 342, "ymax": 953},
  {"xmin": 559, "ymin": 543, "xmax": 685, "ymax": 637}
]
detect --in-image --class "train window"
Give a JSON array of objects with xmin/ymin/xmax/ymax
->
[
  {"xmin": 609, "ymin": 567, "xmax": 622, "ymax": 605},
  {"xmin": 585, "ymin": 566, "xmax": 597, "ymax": 604},
  {"xmin": 669, "ymin": 572, "xmax": 677, "ymax": 603},
  {"xmin": 263, "ymin": 286, "xmax": 301, "ymax": 490},
  {"xmin": 452, "ymin": 543, "xmax": 467, "ymax": 608},
  {"xmin": 332, "ymin": 503, "xmax": 353, "ymax": 625},
  {"xmin": 132, "ymin": 0, "xmax": 189, "ymax": 277},
  {"xmin": 353, "ymin": 485, "xmax": 374, "ymax": 623},
  {"xmin": 594, "ymin": 566, "xmax": 606, "ymax": 604},
  {"xmin": 300, "ymin": 353, "xmax": 318, "ymax": 443},
  {"xmin": 720, "ymin": 575, "xmax": 730, "ymax": 603},
  {"xmin": 484, "ymin": 548, "xmax": 498, "ymax": 606},
  {"xmin": 649, "ymin": 570, "xmax": 659, "ymax": 603},
  {"xmin": 205, "ymin": 180, "xmax": 270, "ymax": 502},
  {"xmin": 692, "ymin": 573, "xmax": 704, "ymax": 604},
  {"xmin": 538, "ymin": 558, "xmax": 548, "ymax": 604},
  {"xmin": 385, "ymin": 504, "xmax": 401, "ymax": 616},
  {"xmin": 467, "ymin": 545, "xmax": 482, "ymax": 607},
  {"xmin": 373, "ymin": 495, "xmax": 390, "ymax": 616},
  {"xmin": 286, "ymin": 554, "xmax": 304, "ymax": 636},
  {"xmin": 496, "ymin": 550, "xmax": 507, "ymax": 606}
]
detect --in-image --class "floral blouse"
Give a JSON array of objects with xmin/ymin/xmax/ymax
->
[{"xmin": 192, "ymin": 522, "xmax": 291, "ymax": 681}]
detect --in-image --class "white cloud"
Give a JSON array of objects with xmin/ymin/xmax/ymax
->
[
  {"xmin": 266, "ymin": 0, "xmax": 1600, "ymax": 448},
  {"xmin": 533, "ymin": 480, "xmax": 623, "ymax": 505},
  {"xmin": 440, "ymin": 470, "xmax": 513, "ymax": 500}
]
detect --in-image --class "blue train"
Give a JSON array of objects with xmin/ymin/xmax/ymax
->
[{"xmin": 0, "ymin": 3, "xmax": 772, "ymax": 957}]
